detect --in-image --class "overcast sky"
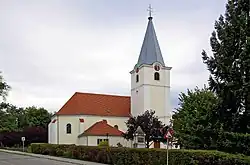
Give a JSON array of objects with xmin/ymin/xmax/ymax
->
[{"xmin": 0, "ymin": 0, "xmax": 227, "ymax": 112}]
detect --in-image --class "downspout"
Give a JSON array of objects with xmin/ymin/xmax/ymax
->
[{"xmin": 57, "ymin": 115, "xmax": 59, "ymax": 144}]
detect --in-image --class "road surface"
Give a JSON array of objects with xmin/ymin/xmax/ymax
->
[{"xmin": 0, "ymin": 151, "xmax": 103, "ymax": 165}]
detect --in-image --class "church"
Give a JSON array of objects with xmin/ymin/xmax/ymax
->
[{"xmin": 48, "ymin": 14, "xmax": 172, "ymax": 148}]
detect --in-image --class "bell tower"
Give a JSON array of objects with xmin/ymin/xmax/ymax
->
[{"xmin": 130, "ymin": 9, "xmax": 172, "ymax": 125}]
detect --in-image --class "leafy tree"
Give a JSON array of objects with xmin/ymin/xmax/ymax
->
[
  {"xmin": 0, "ymin": 103, "xmax": 22, "ymax": 132},
  {"xmin": 0, "ymin": 71, "xmax": 52, "ymax": 147},
  {"xmin": 172, "ymin": 87, "xmax": 220, "ymax": 149},
  {"xmin": 202, "ymin": 0, "xmax": 250, "ymax": 133},
  {"xmin": 23, "ymin": 106, "xmax": 52, "ymax": 129},
  {"xmin": 123, "ymin": 110, "xmax": 164, "ymax": 148},
  {"xmin": 0, "ymin": 103, "xmax": 52, "ymax": 131},
  {"xmin": 0, "ymin": 72, "xmax": 10, "ymax": 100}
]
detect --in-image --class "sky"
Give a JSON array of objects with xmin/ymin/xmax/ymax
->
[{"xmin": 0, "ymin": 0, "xmax": 227, "ymax": 112}]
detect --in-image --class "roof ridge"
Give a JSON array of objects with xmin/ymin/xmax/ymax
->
[
  {"xmin": 56, "ymin": 91, "xmax": 131, "ymax": 116},
  {"xmin": 75, "ymin": 92, "xmax": 130, "ymax": 98},
  {"xmin": 83, "ymin": 121, "xmax": 100, "ymax": 133},
  {"xmin": 80, "ymin": 120, "xmax": 124, "ymax": 137}
]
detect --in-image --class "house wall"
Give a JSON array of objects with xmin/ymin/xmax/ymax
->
[
  {"xmin": 52, "ymin": 115, "xmax": 129, "ymax": 145},
  {"xmin": 48, "ymin": 115, "xmax": 58, "ymax": 144},
  {"xmin": 78, "ymin": 135, "xmax": 132, "ymax": 147}
]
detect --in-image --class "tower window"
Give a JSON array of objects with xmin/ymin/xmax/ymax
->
[
  {"xmin": 136, "ymin": 74, "xmax": 139, "ymax": 83},
  {"xmin": 154, "ymin": 72, "xmax": 160, "ymax": 80},
  {"xmin": 66, "ymin": 123, "xmax": 71, "ymax": 134}
]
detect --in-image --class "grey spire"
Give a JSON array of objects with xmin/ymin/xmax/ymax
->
[{"xmin": 136, "ymin": 16, "xmax": 165, "ymax": 67}]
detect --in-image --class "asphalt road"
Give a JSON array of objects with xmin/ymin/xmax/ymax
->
[{"xmin": 0, "ymin": 151, "xmax": 84, "ymax": 165}]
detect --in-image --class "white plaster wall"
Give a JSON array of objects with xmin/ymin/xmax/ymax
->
[
  {"xmin": 48, "ymin": 122, "xmax": 52, "ymax": 143},
  {"xmin": 131, "ymin": 64, "xmax": 172, "ymax": 125},
  {"xmin": 77, "ymin": 136, "xmax": 87, "ymax": 145},
  {"xmin": 131, "ymin": 85, "xmax": 145, "ymax": 117},
  {"xmin": 149, "ymin": 86, "xmax": 166, "ymax": 118},
  {"xmin": 48, "ymin": 116, "xmax": 57, "ymax": 144},
  {"xmin": 131, "ymin": 67, "xmax": 145, "ymax": 116},
  {"xmin": 78, "ymin": 135, "xmax": 132, "ymax": 147},
  {"xmin": 57, "ymin": 115, "xmax": 129, "ymax": 144}
]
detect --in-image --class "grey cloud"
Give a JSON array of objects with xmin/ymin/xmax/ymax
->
[{"xmin": 0, "ymin": 0, "xmax": 227, "ymax": 112}]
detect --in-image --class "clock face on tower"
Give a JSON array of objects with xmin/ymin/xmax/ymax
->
[
  {"xmin": 154, "ymin": 65, "xmax": 160, "ymax": 71},
  {"xmin": 136, "ymin": 68, "xmax": 139, "ymax": 73}
]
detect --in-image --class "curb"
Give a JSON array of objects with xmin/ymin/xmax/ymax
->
[{"xmin": 0, "ymin": 149, "xmax": 107, "ymax": 165}]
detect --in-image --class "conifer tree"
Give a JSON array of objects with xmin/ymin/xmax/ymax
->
[{"xmin": 202, "ymin": 0, "xmax": 250, "ymax": 133}]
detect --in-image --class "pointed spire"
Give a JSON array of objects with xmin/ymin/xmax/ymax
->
[{"xmin": 136, "ymin": 8, "xmax": 165, "ymax": 67}]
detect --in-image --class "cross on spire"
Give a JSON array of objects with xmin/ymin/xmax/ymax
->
[
  {"xmin": 136, "ymin": 5, "xmax": 165, "ymax": 67},
  {"xmin": 147, "ymin": 4, "xmax": 153, "ymax": 18}
]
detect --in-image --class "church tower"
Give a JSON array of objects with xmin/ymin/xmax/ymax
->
[{"xmin": 130, "ymin": 13, "xmax": 172, "ymax": 125}]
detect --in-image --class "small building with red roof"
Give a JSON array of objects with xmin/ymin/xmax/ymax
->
[{"xmin": 48, "ymin": 92, "xmax": 132, "ymax": 147}]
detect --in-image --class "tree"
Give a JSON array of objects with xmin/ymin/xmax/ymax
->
[
  {"xmin": 172, "ymin": 87, "xmax": 220, "ymax": 149},
  {"xmin": 0, "ymin": 103, "xmax": 52, "ymax": 131},
  {"xmin": 0, "ymin": 72, "xmax": 10, "ymax": 100},
  {"xmin": 23, "ymin": 106, "xmax": 52, "ymax": 129},
  {"xmin": 0, "ymin": 103, "xmax": 23, "ymax": 132},
  {"xmin": 202, "ymin": 0, "xmax": 250, "ymax": 133},
  {"xmin": 123, "ymin": 110, "xmax": 164, "ymax": 148}
]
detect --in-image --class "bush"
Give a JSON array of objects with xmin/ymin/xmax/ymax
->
[
  {"xmin": 29, "ymin": 143, "xmax": 250, "ymax": 165},
  {"xmin": 217, "ymin": 132, "xmax": 250, "ymax": 156},
  {"xmin": 98, "ymin": 141, "xmax": 109, "ymax": 147}
]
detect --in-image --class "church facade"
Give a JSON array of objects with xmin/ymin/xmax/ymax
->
[{"xmin": 48, "ymin": 15, "xmax": 172, "ymax": 148}]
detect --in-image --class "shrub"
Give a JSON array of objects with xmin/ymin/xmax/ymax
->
[
  {"xmin": 29, "ymin": 143, "xmax": 250, "ymax": 165},
  {"xmin": 217, "ymin": 132, "xmax": 250, "ymax": 156},
  {"xmin": 98, "ymin": 141, "xmax": 109, "ymax": 147}
]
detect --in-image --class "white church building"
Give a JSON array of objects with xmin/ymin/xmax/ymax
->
[{"xmin": 48, "ymin": 14, "xmax": 172, "ymax": 148}]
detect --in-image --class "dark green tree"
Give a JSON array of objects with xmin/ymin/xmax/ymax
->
[
  {"xmin": 23, "ymin": 106, "xmax": 52, "ymax": 129},
  {"xmin": 0, "ymin": 72, "xmax": 10, "ymax": 100},
  {"xmin": 202, "ymin": 0, "xmax": 250, "ymax": 133},
  {"xmin": 123, "ymin": 110, "xmax": 164, "ymax": 148},
  {"xmin": 0, "ymin": 72, "xmax": 52, "ymax": 132},
  {"xmin": 172, "ymin": 87, "xmax": 220, "ymax": 149},
  {"xmin": 0, "ymin": 72, "xmax": 13, "ymax": 131},
  {"xmin": 0, "ymin": 103, "xmax": 52, "ymax": 131},
  {"xmin": 0, "ymin": 102, "xmax": 24, "ymax": 131}
]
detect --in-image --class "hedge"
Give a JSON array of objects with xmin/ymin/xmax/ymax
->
[
  {"xmin": 0, "ymin": 127, "xmax": 47, "ymax": 147},
  {"xmin": 174, "ymin": 131, "xmax": 250, "ymax": 156},
  {"xmin": 217, "ymin": 132, "xmax": 250, "ymax": 156},
  {"xmin": 29, "ymin": 143, "xmax": 250, "ymax": 165}
]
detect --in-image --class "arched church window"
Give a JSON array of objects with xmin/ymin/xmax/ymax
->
[
  {"xmin": 136, "ymin": 74, "xmax": 139, "ymax": 83},
  {"xmin": 154, "ymin": 72, "xmax": 160, "ymax": 81},
  {"xmin": 66, "ymin": 123, "xmax": 71, "ymax": 134}
]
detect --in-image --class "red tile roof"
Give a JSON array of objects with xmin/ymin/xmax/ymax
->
[
  {"xmin": 56, "ymin": 92, "xmax": 131, "ymax": 117},
  {"xmin": 79, "ymin": 120, "xmax": 124, "ymax": 136}
]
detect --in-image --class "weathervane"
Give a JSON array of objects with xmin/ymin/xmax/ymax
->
[{"xmin": 147, "ymin": 4, "xmax": 153, "ymax": 18}]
